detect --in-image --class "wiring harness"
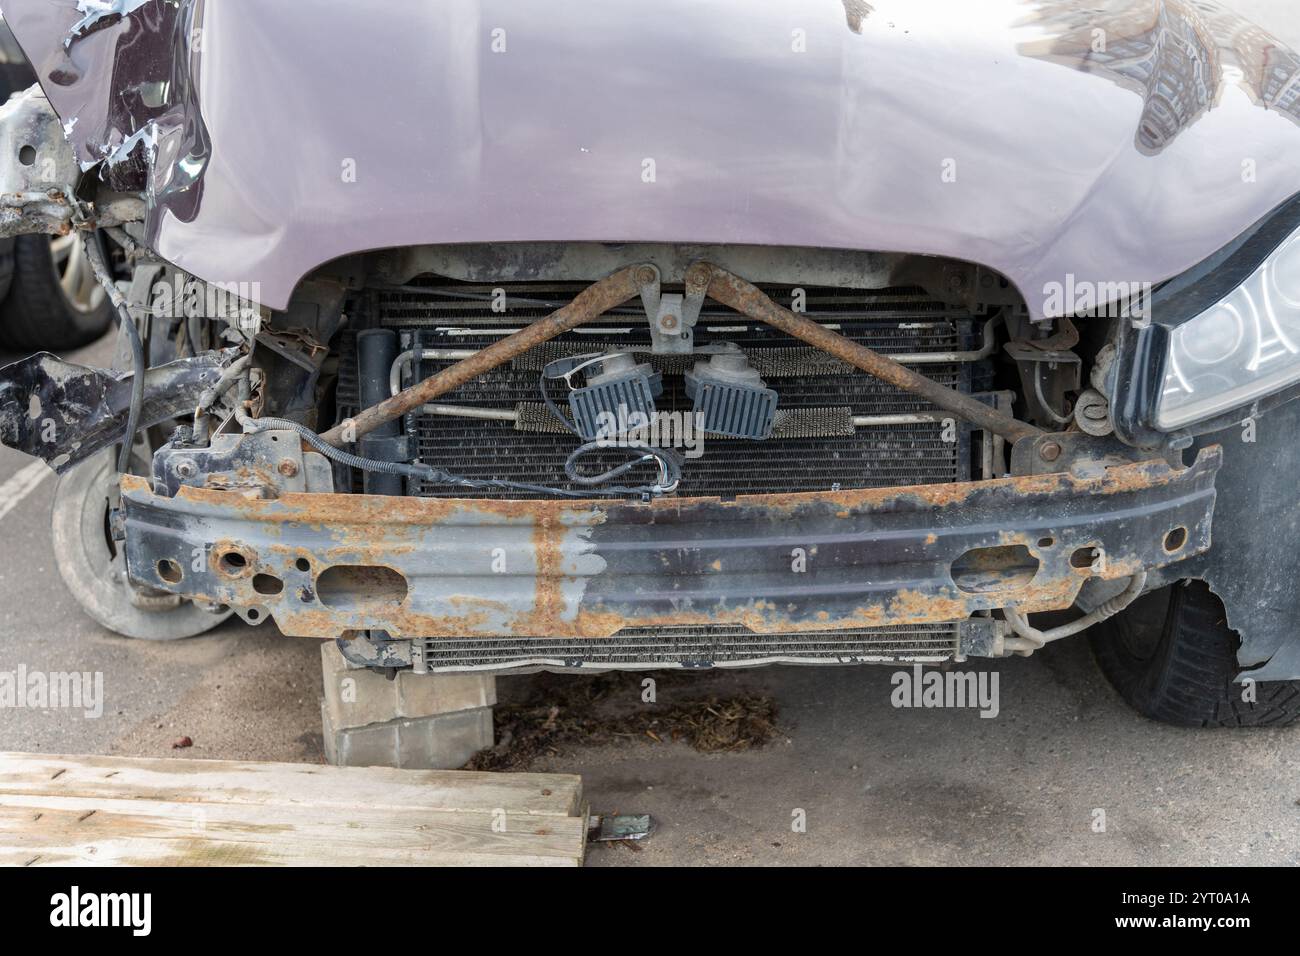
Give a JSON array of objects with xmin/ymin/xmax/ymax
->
[{"xmin": 237, "ymin": 411, "xmax": 679, "ymax": 500}]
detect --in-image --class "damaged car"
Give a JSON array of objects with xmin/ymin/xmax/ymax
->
[{"xmin": 0, "ymin": 0, "xmax": 1298, "ymax": 727}]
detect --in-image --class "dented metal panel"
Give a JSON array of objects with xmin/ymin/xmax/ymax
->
[{"xmin": 119, "ymin": 448, "xmax": 1221, "ymax": 641}]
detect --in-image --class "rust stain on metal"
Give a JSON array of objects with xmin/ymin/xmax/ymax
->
[
  {"xmin": 527, "ymin": 508, "xmax": 571, "ymax": 638},
  {"xmin": 119, "ymin": 447, "xmax": 1217, "ymax": 641},
  {"xmin": 202, "ymin": 464, "xmax": 278, "ymax": 493},
  {"xmin": 123, "ymin": 449, "xmax": 1211, "ymax": 530},
  {"xmin": 552, "ymin": 580, "xmax": 1078, "ymax": 638}
]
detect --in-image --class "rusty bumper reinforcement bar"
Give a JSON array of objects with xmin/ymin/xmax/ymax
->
[
  {"xmin": 119, "ymin": 447, "xmax": 1220, "ymax": 641},
  {"xmin": 321, "ymin": 262, "xmax": 1040, "ymax": 447}
]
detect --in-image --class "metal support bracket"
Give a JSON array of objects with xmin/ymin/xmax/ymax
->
[
  {"xmin": 328, "ymin": 259, "xmax": 1039, "ymax": 447},
  {"xmin": 637, "ymin": 264, "xmax": 707, "ymax": 353},
  {"xmin": 153, "ymin": 428, "xmax": 335, "ymax": 497}
]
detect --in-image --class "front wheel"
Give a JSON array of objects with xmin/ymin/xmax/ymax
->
[
  {"xmin": 1089, "ymin": 580, "xmax": 1300, "ymax": 727},
  {"xmin": 0, "ymin": 233, "xmax": 114, "ymax": 352},
  {"xmin": 50, "ymin": 447, "xmax": 233, "ymax": 640}
]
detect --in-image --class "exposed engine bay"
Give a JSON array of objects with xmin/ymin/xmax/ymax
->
[
  {"xmin": 339, "ymin": 274, "xmax": 999, "ymax": 499},
  {"xmin": 0, "ymin": 231, "xmax": 1221, "ymax": 676},
  {"xmin": 3, "ymin": 0, "xmax": 1300, "ymax": 743}
]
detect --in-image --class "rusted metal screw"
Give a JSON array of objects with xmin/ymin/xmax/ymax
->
[
  {"xmin": 277, "ymin": 458, "xmax": 299, "ymax": 478},
  {"xmin": 637, "ymin": 266, "xmax": 657, "ymax": 285},
  {"xmin": 1039, "ymin": 441, "xmax": 1062, "ymax": 462},
  {"xmin": 174, "ymin": 459, "xmax": 197, "ymax": 478},
  {"xmin": 661, "ymin": 314, "xmax": 679, "ymax": 330},
  {"xmin": 685, "ymin": 263, "xmax": 712, "ymax": 289}
]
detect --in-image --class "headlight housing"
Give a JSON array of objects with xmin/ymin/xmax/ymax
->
[{"xmin": 1156, "ymin": 227, "xmax": 1300, "ymax": 430}]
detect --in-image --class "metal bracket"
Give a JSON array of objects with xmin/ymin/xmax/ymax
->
[
  {"xmin": 1002, "ymin": 342, "xmax": 1081, "ymax": 367},
  {"xmin": 1009, "ymin": 431, "xmax": 1151, "ymax": 477},
  {"xmin": 638, "ymin": 264, "xmax": 706, "ymax": 354},
  {"xmin": 0, "ymin": 86, "xmax": 78, "ymax": 195},
  {"xmin": 0, "ymin": 350, "xmax": 237, "ymax": 472},
  {"xmin": 358, "ymin": 432, "xmax": 411, "ymax": 464},
  {"xmin": 0, "ymin": 85, "xmax": 145, "ymax": 237},
  {"xmin": 955, "ymin": 617, "xmax": 1003, "ymax": 659},
  {"xmin": 1004, "ymin": 340, "xmax": 1082, "ymax": 426},
  {"xmin": 153, "ymin": 428, "xmax": 334, "ymax": 497}
]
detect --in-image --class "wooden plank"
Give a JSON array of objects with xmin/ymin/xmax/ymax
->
[
  {"xmin": 0, "ymin": 753, "xmax": 582, "ymax": 815},
  {"xmin": 0, "ymin": 753, "xmax": 586, "ymax": 867}
]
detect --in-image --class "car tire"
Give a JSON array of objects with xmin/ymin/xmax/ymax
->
[
  {"xmin": 0, "ymin": 233, "xmax": 113, "ymax": 352},
  {"xmin": 51, "ymin": 447, "xmax": 234, "ymax": 640},
  {"xmin": 1089, "ymin": 579, "xmax": 1300, "ymax": 727}
]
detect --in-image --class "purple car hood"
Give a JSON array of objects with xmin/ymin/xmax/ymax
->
[{"xmin": 5, "ymin": 0, "xmax": 1300, "ymax": 317}]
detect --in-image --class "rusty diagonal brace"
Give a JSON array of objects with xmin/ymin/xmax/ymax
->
[
  {"xmin": 695, "ymin": 263, "xmax": 1044, "ymax": 444},
  {"xmin": 319, "ymin": 261, "xmax": 1042, "ymax": 448},
  {"xmin": 319, "ymin": 264, "xmax": 645, "ymax": 445}
]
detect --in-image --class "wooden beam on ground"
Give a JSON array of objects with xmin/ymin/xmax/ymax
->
[{"xmin": 0, "ymin": 752, "xmax": 587, "ymax": 867}]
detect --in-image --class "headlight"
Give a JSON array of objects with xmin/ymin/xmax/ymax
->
[{"xmin": 1157, "ymin": 228, "xmax": 1300, "ymax": 429}]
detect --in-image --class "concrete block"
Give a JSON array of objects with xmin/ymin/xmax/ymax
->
[
  {"xmin": 322, "ymin": 701, "xmax": 494, "ymax": 770},
  {"xmin": 320, "ymin": 641, "xmax": 496, "ymax": 731}
]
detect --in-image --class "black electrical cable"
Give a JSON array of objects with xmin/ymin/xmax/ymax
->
[
  {"xmin": 538, "ymin": 370, "xmax": 682, "ymax": 489},
  {"xmin": 114, "ymin": 303, "xmax": 146, "ymax": 475},
  {"xmin": 239, "ymin": 414, "xmax": 676, "ymax": 499},
  {"xmin": 565, "ymin": 442, "xmax": 681, "ymax": 488},
  {"xmin": 539, "ymin": 372, "xmax": 579, "ymax": 435},
  {"xmin": 81, "ymin": 232, "xmax": 143, "ymax": 475}
]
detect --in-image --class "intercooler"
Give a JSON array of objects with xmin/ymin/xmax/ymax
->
[
  {"xmin": 334, "ymin": 278, "xmax": 1000, "ymax": 670},
  {"xmin": 411, "ymin": 622, "xmax": 1001, "ymax": 674}
]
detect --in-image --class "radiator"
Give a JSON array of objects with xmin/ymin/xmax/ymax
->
[{"xmin": 337, "ymin": 280, "xmax": 993, "ymax": 499}]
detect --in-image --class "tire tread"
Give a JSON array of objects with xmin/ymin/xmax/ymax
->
[
  {"xmin": 1090, "ymin": 580, "xmax": 1300, "ymax": 728},
  {"xmin": 0, "ymin": 234, "xmax": 112, "ymax": 352}
]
